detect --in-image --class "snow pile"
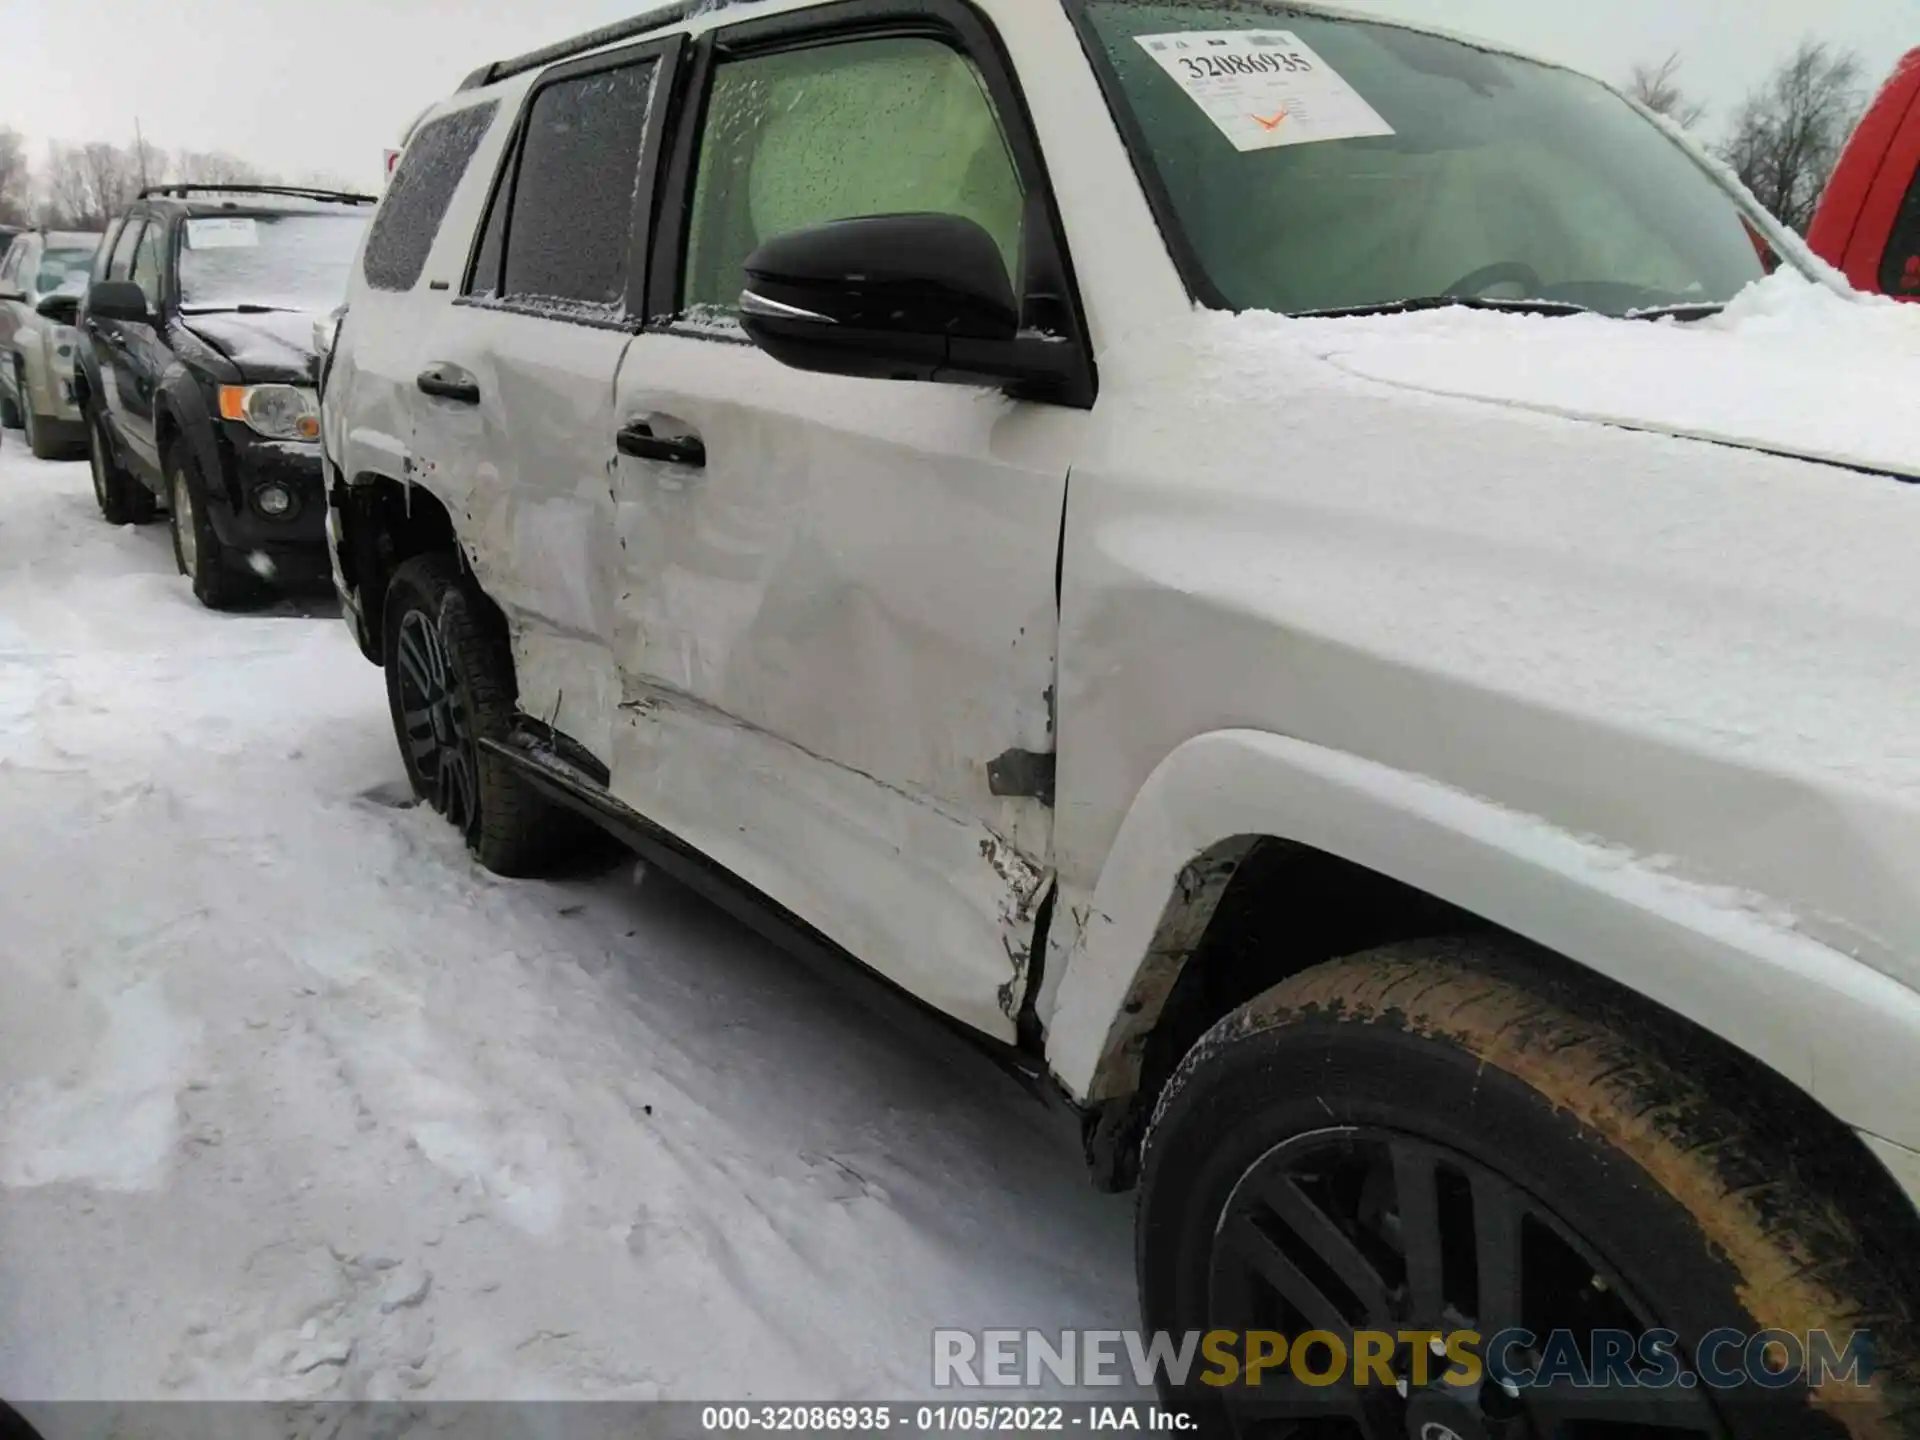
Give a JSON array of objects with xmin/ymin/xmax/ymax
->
[
  {"xmin": 0, "ymin": 448, "xmax": 1135, "ymax": 1402},
  {"xmin": 1267, "ymin": 269, "xmax": 1920, "ymax": 478}
]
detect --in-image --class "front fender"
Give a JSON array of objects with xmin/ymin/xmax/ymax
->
[
  {"xmin": 158, "ymin": 370, "xmax": 228, "ymax": 507},
  {"xmin": 1044, "ymin": 729, "xmax": 1920, "ymax": 1154}
]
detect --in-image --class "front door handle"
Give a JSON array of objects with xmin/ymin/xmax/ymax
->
[
  {"xmin": 417, "ymin": 365, "xmax": 480, "ymax": 404},
  {"xmin": 616, "ymin": 422, "xmax": 705, "ymax": 468}
]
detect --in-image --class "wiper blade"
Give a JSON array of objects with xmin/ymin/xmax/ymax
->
[
  {"xmin": 1294, "ymin": 295, "xmax": 1593, "ymax": 320},
  {"xmin": 1624, "ymin": 301, "xmax": 1725, "ymax": 322},
  {"xmin": 180, "ymin": 303, "xmax": 291, "ymax": 315}
]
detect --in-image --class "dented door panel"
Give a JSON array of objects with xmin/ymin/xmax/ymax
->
[
  {"xmin": 412, "ymin": 305, "xmax": 631, "ymax": 765},
  {"xmin": 606, "ymin": 331, "xmax": 1075, "ymax": 1038}
]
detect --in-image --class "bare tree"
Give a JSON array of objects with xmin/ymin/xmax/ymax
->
[
  {"xmin": 0, "ymin": 128, "xmax": 33, "ymax": 226},
  {"xmin": 1629, "ymin": 53, "xmax": 1708, "ymax": 129},
  {"xmin": 168, "ymin": 149, "xmax": 269, "ymax": 187},
  {"xmin": 1719, "ymin": 39, "xmax": 1867, "ymax": 234},
  {"xmin": 39, "ymin": 141, "xmax": 147, "ymax": 229}
]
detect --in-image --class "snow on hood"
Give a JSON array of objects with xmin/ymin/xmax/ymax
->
[
  {"xmin": 1287, "ymin": 272, "xmax": 1920, "ymax": 481},
  {"xmin": 178, "ymin": 309, "xmax": 320, "ymax": 385}
]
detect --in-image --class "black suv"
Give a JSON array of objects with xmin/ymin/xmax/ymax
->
[{"xmin": 76, "ymin": 185, "xmax": 373, "ymax": 607}]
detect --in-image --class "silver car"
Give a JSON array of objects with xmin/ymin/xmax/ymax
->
[{"xmin": 0, "ymin": 229, "xmax": 101, "ymax": 458}]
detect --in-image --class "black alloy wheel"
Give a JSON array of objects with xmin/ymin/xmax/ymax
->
[
  {"xmin": 380, "ymin": 554, "xmax": 588, "ymax": 876},
  {"xmin": 1140, "ymin": 940, "xmax": 1920, "ymax": 1440},
  {"xmin": 1204, "ymin": 1126, "xmax": 1720, "ymax": 1438},
  {"xmin": 393, "ymin": 602, "xmax": 480, "ymax": 835}
]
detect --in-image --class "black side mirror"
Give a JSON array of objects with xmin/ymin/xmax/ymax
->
[
  {"xmin": 87, "ymin": 280, "xmax": 151, "ymax": 325},
  {"xmin": 738, "ymin": 213, "xmax": 1077, "ymax": 395},
  {"xmin": 35, "ymin": 293, "xmax": 80, "ymax": 325}
]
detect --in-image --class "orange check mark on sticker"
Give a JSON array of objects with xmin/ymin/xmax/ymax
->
[{"xmin": 1252, "ymin": 109, "xmax": 1289, "ymax": 131}]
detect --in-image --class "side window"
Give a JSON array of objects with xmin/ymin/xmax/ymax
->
[
  {"xmin": 681, "ymin": 36, "xmax": 1025, "ymax": 315},
  {"xmin": 130, "ymin": 223, "xmax": 167, "ymax": 306},
  {"xmin": 1879, "ymin": 164, "xmax": 1920, "ymax": 298},
  {"xmin": 92, "ymin": 220, "xmax": 125, "ymax": 282},
  {"xmin": 0, "ymin": 242, "xmax": 20, "ymax": 288},
  {"xmin": 497, "ymin": 61, "xmax": 658, "ymax": 312},
  {"xmin": 363, "ymin": 101, "xmax": 499, "ymax": 293},
  {"xmin": 107, "ymin": 220, "xmax": 144, "ymax": 282}
]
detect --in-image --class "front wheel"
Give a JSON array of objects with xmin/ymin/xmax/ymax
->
[
  {"xmin": 381, "ymin": 554, "xmax": 585, "ymax": 877},
  {"xmin": 167, "ymin": 445, "xmax": 255, "ymax": 610},
  {"xmin": 1139, "ymin": 938, "xmax": 1919, "ymax": 1438}
]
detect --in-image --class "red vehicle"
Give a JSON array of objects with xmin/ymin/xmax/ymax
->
[{"xmin": 1809, "ymin": 46, "xmax": 1920, "ymax": 299}]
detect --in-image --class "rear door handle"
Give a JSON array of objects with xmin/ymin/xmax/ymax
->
[
  {"xmin": 617, "ymin": 422, "xmax": 705, "ymax": 468},
  {"xmin": 417, "ymin": 365, "xmax": 480, "ymax": 404}
]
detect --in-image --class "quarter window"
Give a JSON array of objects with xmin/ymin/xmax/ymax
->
[
  {"xmin": 107, "ymin": 221, "xmax": 144, "ymax": 282},
  {"xmin": 92, "ymin": 220, "xmax": 124, "ymax": 282},
  {"xmin": 130, "ymin": 223, "xmax": 166, "ymax": 307},
  {"xmin": 680, "ymin": 36, "xmax": 1026, "ymax": 315},
  {"xmin": 363, "ymin": 101, "xmax": 499, "ymax": 293}
]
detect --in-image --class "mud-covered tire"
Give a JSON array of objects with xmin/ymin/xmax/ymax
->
[
  {"xmin": 87, "ymin": 404, "xmax": 155, "ymax": 525},
  {"xmin": 1139, "ymin": 937, "xmax": 1920, "ymax": 1439},
  {"xmin": 382, "ymin": 553, "xmax": 586, "ymax": 877},
  {"xmin": 0, "ymin": 364, "xmax": 21, "ymax": 429}
]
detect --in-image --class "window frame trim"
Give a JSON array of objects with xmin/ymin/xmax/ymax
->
[
  {"xmin": 645, "ymin": 0, "xmax": 1097, "ymax": 409},
  {"xmin": 456, "ymin": 34, "xmax": 685, "ymax": 331}
]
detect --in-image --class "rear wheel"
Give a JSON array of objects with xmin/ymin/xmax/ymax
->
[
  {"xmin": 1139, "ymin": 938, "xmax": 1920, "ymax": 1439},
  {"xmin": 87, "ymin": 405, "xmax": 154, "ymax": 525},
  {"xmin": 382, "ymin": 554, "xmax": 586, "ymax": 876}
]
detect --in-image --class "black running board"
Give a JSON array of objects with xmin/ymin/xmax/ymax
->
[{"xmin": 479, "ymin": 729, "xmax": 1056, "ymax": 1095}]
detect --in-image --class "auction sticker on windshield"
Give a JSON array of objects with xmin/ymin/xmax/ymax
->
[
  {"xmin": 1136, "ymin": 30, "xmax": 1394, "ymax": 152},
  {"xmin": 185, "ymin": 217, "xmax": 260, "ymax": 249}
]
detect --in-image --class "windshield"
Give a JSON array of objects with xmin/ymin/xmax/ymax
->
[
  {"xmin": 175, "ymin": 212, "xmax": 368, "ymax": 312},
  {"xmin": 36, "ymin": 247, "xmax": 97, "ymax": 300},
  {"xmin": 1077, "ymin": 1, "xmax": 1781, "ymax": 316}
]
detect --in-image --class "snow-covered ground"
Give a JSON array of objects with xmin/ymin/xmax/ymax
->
[{"xmin": 0, "ymin": 442, "xmax": 1135, "ymax": 1403}]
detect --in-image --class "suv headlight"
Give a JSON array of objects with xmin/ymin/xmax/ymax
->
[{"xmin": 219, "ymin": 384, "xmax": 320, "ymax": 442}]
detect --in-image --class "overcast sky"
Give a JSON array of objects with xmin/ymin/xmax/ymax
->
[{"xmin": 3, "ymin": 0, "xmax": 1915, "ymax": 189}]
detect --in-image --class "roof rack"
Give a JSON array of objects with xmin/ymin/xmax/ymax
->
[
  {"xmin": 457, "ymin": 1, "xmax": 698, "ymax": 90},
  {"xmin": 139, "ymin": 184, "xmax": 378, "ymax": 206}
]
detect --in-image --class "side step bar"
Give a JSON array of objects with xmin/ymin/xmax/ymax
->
[{"xmin": 479, "ymin": 727, "xmax": 1054, "ymax": 1094}]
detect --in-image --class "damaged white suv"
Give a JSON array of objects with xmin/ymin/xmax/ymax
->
[{"xmin": 322, "ymin": 0, "xmax": 1920, "ymax": 1429}]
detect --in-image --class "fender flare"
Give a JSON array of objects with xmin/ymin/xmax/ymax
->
[
  {"xmin": 156, "ymin": 370, "xmax": 229, "ymax": 509},
  {"xmin": 1044, "ymin": 728, "xmax": 1920, "ymax": 1152}
]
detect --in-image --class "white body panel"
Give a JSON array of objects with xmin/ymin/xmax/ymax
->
[
  {"xmin": 320, "ymin": 0, "xmax": 1920, "ymax": 1220},
  {"xmin": 1041, "ymin": 313, "xmax": 1920, "ymax": 1157}
]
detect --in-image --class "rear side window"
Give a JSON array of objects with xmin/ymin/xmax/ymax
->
[
  {"xmin": 107, "ymin": 221, "xmax": 144, "ymax": 282},
  {"xmin": 491, "ymin": 61, "xmax": 658, "ymax": 314},
  {"xmin": 1880, "ymin": 166, "xmax": 1920, "ymax": 297},
  {"xmin": 363, "ymin": 101, "xmax": 499, "ymax": 292}
]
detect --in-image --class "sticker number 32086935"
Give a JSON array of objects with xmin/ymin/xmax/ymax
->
[{"xmin": 1135, "ymin": 30, "xmax": 1396, "ymax": 153}]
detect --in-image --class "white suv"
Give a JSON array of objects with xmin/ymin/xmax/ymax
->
[{"xmin": 321, "ymin": 0, "xmax": 1920, "ymax": 1429}]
